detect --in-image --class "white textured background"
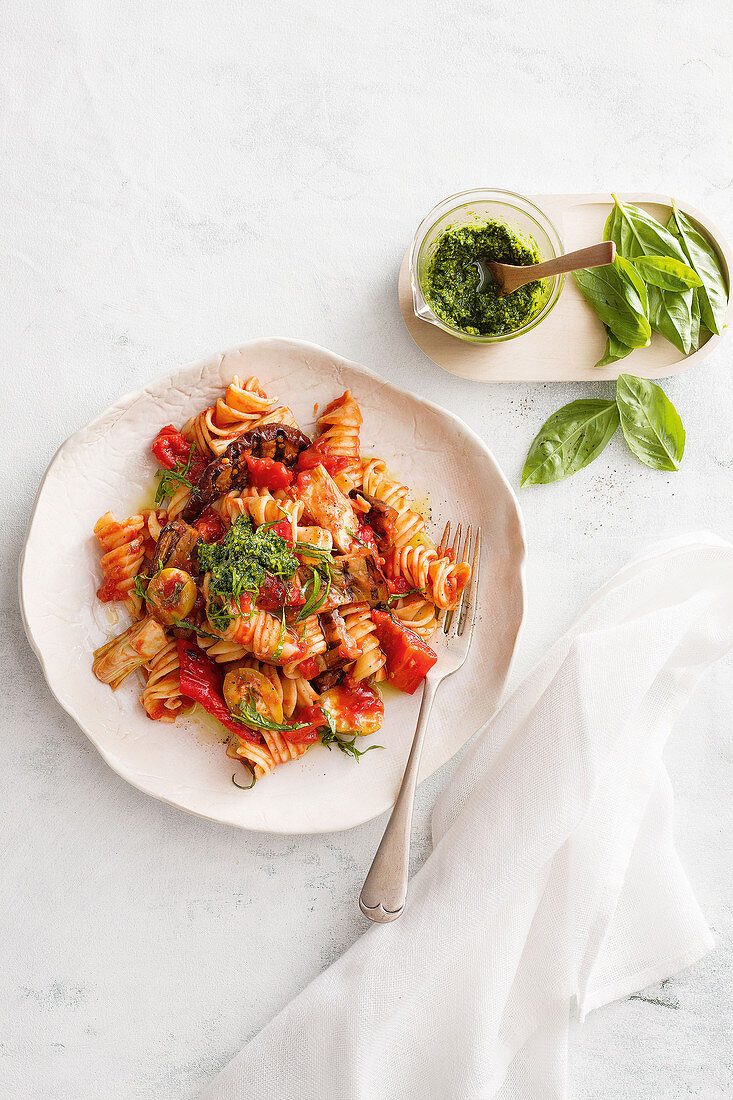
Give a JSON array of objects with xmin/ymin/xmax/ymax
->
[{"xmin": 2, "ymin": 2, "xmax": 732, "ymax": 1097}]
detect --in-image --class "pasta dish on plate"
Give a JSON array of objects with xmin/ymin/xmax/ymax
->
[{"xmin": 91, "ymin": 376, "xmax": 471, "ymax": 787}]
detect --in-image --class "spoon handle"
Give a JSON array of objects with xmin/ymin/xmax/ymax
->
[{"xmin": 527, "ymin": 241, "xmax": 616, "ymax": 280}]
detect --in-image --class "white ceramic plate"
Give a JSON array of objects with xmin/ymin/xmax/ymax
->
[{"xmin": 20, "ymin": 339, "xmax": 526, "ymax": 833}]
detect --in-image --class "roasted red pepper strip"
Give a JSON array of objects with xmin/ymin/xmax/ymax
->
[
  {"xmin": 177, "ymin": 640, "xmax": 261, "ymax": 743},
  {"xmin": 371, "ymin": 609, "xmax": 437, "ymax": 694},
  {"xmin": 152, "ymin": 425, "xmax": 190, "ymax": 470}
]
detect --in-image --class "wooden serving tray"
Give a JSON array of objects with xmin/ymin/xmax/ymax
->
[{"xmin": 398, "ymin": 192, "xmax": 731, "ymax": 382}]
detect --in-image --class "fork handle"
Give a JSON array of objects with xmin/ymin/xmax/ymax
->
[{"xmin": 359, "ymin": 678, "xmax": 439, "ymax": 922}]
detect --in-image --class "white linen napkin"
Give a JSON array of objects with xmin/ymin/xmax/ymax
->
[{"xmin": 202, "ymin": 534, "xmax": 733, "ymax": 1100}]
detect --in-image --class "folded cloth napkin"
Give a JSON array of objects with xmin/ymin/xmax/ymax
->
[{"xmin": 203, "ymin": 534, "xmax": 733, "ymax": 1100}]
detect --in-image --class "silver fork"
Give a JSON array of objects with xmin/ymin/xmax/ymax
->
[{"xmin": 359, "ymin": 523, "xmax": 482, "ymax": 923}]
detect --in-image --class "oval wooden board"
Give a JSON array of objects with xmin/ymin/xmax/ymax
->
[{"xmin": 398, "ymin": 192, "xmax": 731, "ymax": 382}]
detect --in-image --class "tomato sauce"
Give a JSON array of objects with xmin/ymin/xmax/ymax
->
[
  {"xmin": 332, "ymin": 681, "xmax": 383, "ymax": 727},
  {"xmin": 194, "ymin": 507, "xmax": 226, "ymax": 543},
  {"xmin": 245, "ymin": 455, "xmax": 293, "ymax": 491},
  {"xmin": 296, "ymin": 440, "xmax": 350, "ymax": 479}
]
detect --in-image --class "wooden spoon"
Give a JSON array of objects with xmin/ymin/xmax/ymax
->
[{"xmin": 474, "ymin": 241, "xmax": 616, "ymax": 296}]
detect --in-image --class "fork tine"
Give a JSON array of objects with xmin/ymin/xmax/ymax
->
[
  {"xmin": 438, "ymin": 521, "xmax": 451, "ymax": 556},
  {"xmin": 458, "ymin": 526, "xmax": 481, "ymax": 636},
  {"xmin": 443, "ymin": 524, "xmax": 468, "ymax": 634}
]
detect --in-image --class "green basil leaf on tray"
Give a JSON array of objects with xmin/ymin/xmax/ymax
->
[
  {"xmin": 595, "ymin": 326, "xmax": 633, "ymax": 368},
  {"xmin": 605, "ymin": 196, "xmax": 694, "ymax": 354},
  {"xmin": 646, "ymin": 283, "xmax": 694, "ymax": 355},
  {"xmin": 573, "ymin": 264, "xmax": 651, "ymax": 349},
  {"xmin": 631, "ymin": 255, "xmax": 702, "ymax": 292},
  {"xmin": 669, "ymin": 205, "xmax": 729, "ymax": 336},
  {"xmin": 615, "ymin": 254, "xmax": 649, "ymax": 317},
  {"xmin": 521, "ymin": 399, "xmax": 620, "ymax": 486},
  {"xmin": 616, "ymin": 373, "xmax": 686, "ymax": 471},
  {"xmin": 607, "ymin": 195, "xmax": 686, "ymax": 262}
]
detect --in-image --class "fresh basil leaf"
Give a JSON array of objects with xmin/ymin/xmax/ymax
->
[
  {"xmin": 615, "ymin": 255, "xmax": 649, "ymax": 317},
  {"xmin": 616, "ymin": 374, "xmax": 685, "ymax": 471},
  {"xmin": 647, "ymin": 283, "xmax": 694, "ymax": 354},
  {"xmin": 607, "ymin": 196, "xmax": 693, "ymax": 354},
  {"xmin": 521, "ymin": 399, "xmax": 620, "ymax": 486},
  {"xmin": 669, "ymin": 205, "xmax": 728, "ymax": 336},
  {"xmin": 573, "ymin": 266, "xmax": 651, "ymax": 348},
  {"xmin": 609, "ymin": 195, "xmax": 687, "ymax": 261},
  {"xmin": 595, "ymin": 326, "xmax": 633, "ymax": 368},
  {"xmin": 631, "ymin": 255, "xmax": 702, "ymax": 292}
]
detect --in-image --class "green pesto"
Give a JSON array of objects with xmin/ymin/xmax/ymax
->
[
  {"xmin": 423, "ymin": 219, "xmax": 544, "ymax": 336},
  {"xmin": 197, "ymin": 515, "xmax": 298, "ymax": 629}
]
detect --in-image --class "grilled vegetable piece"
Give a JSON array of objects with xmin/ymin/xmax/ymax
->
[
  {"xmin": 349, "ymin": 489, "xmax": 398, "ymax": 548},
  {"xmin": 312, "ymin": 667, "xmax": 345, "ymax": 694},
  {"xmin": 223, "ymin": 667, "xmax": 284, "ymax": 727},
  {"xmin": 152, "ymin": 520, "xmax": 200, "ymax": 572},
  {"xmin": 146, "ymin": 568, "xmax": 197, "ymax": 626},
  {"xmin": 294, "ymin": 465, "xmax": 359, "ymax": 553},
  {"xmin": 319, "ymin": 682, "xmax": 384, "ymax": 735},
  {"xmin": 329, "ymin": 554, "xmax": 389, "ymax": 607},
  {"xmin": 183, "ymin": 425, "xmax": 311, "ymax": 521},
  {"xmin": 319, "ymin": 608, "xmax": 360, "ymax": 660},
  {"xmin": 93, "ymin": 616, "xmax": 168, "ymax": 689}
]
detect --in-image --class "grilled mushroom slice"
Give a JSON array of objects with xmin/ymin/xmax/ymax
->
[
  {"xmin": 319, "ymin": 608, "xmax": 359, "ymax": 660},
  {"xmin": 152, "ymin": 520, "xmax": 200, "ymax": 573},
  {"xmin": 183, "ymin": 424, "xmax": 311, "ymax": 521},
  {"xmin": 349, "ymin": 489, "xmax": 398, "ymax": 549}
]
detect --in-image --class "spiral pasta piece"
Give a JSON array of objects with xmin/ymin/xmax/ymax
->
[
  {"xmin": 142, "ymin": 508, "xmax": 167, "ymax": 545},
  {"xmin": 282, "ymin": 614, "xmax": 326, "ymax": 677},
  {"xmin": 140, "ymin": 638, "xmax": 192, "ymax": 722},
  {"xmin": 166, "ymin": 482, "xmax": 192, "ymax": 520},
  {"xmin": 226, "ymin": 730, "xmax": 278, "ymax": 778},
  {"xmin": 250, "ymin": 406, "xmax": 299, "ymax": 430},
  {"xmin": 214, "ymin": 488, "xmax": 303, "ymax": 540},
  {"xmin": 361, "ymin": 460, "xmax": 428, "ymax": 549},
  {"xmin": 94, "ymin": 511, "xmax": 146, "ymax": 616},
  {"xmin": 196, "ymin": 635, "xmax": 248, "ymax": 664},
  {"xmin": 392, "ymin": 595, "xmax": 437, "ymax": 640},
  {"xmin": 314, "ymin": 391, "xmax": 363, "ymax": 493},
  {"xmin": 385, "ymin": 546, "xmax": 469, "ymax": 611},
  {"xmin": 341, "ymin": 603, "xmax": 386, "ymax": 682},
  {"xmin": 182, "ymin": 376, "xmax": 275, "ymax": 457}
]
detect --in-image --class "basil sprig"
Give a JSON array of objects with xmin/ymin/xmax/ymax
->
[
  {"xmin": 595, "ymin": 326, "xmax": 633, "ymax": 368},
  {"xmin": 522, "ymin": 374, "xmax": 685, "ymax": 484}
]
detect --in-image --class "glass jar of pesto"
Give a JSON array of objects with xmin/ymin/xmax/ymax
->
[{"xmin": 409, "ymin": 189, "xmax": 564, "ymax": 343}]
